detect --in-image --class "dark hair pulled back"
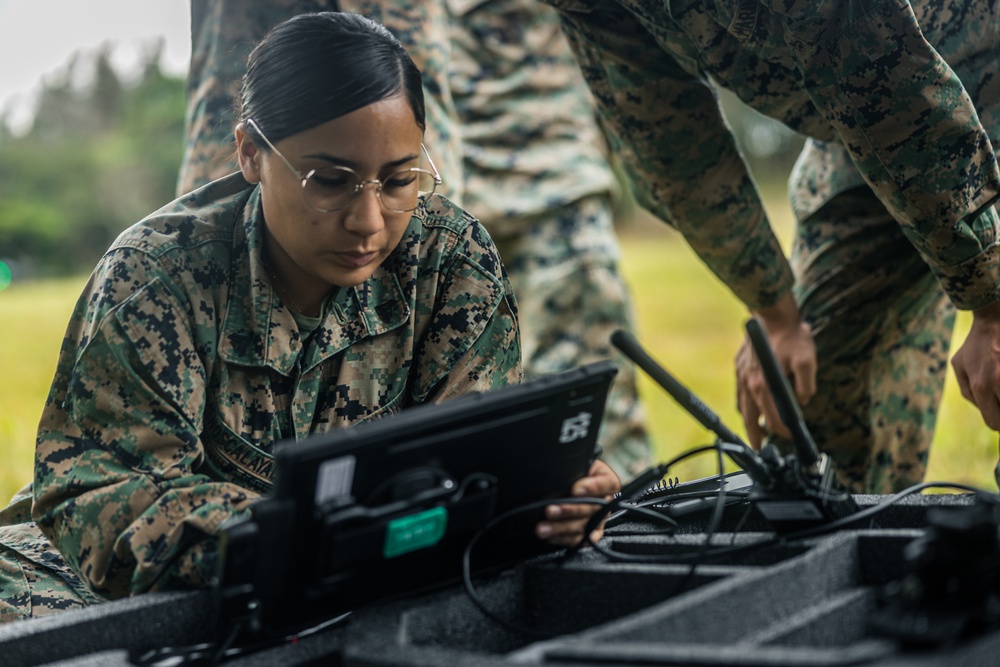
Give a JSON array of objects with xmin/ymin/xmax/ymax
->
[{"xmin": 239, "ymin": 12, "xmax": 425, "ymax": 145}]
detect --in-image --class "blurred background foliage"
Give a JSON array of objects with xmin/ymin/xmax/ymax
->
[{"xmin": 0, "ymin": 40, "xmax": 185, "ymax": 280}]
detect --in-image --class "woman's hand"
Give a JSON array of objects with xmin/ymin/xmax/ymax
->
[
  {"xmin": 736, "ymin": 294, "xmax": 816, "ymax": 449},
  {"xmin": 536, "ymin": 458, "xmax": 621, "ymax": 547}
]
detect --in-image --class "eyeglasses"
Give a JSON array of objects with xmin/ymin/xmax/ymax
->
[{"xmin": 245, "ymin": 118, "xmax": 442, "ymax": 214}]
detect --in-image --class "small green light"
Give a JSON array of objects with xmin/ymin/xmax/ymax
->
[
  {"xmin": 0, "ymin": 261, "xmax": 10, "ymax": 291},
  {"xmin": 383, "ymin": 506, "xmax": 448, "ymax": 559}
]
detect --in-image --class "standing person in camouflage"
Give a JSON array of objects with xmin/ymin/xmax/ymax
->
[
  {"xmin": 0, "ymin": 12, "xmax": 620, "ymax": 622},
  {"xmin": 447, "ymin": 0, "xmax": 652, "ymax": 479},
  {"xmin": 178, "ymin": 0, "xmax": 654, "ymax": 481},
  {"xmin": 543, "ymin": 0, "xmax": 1000, "ymax": 493}
]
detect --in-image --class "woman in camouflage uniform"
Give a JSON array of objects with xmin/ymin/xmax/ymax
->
[{"xmin": 0, "ymin": 12, "xmax": 619, "ymax": 622}]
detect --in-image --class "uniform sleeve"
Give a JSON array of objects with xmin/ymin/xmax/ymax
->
[
  {"xmin": 32, "ymin": 250, "xmax": 258, "ymax": 599},
  {"xmin": 423, "ymin": 264, "xmax": 522, "ymax": 404},
  {"xmin": 412, "ymin": 214, "xmax": 523, "ymax": 402},
  {"xmin": 779, "ymin": 0, "xmax": 1000, "ymax": 310},
  {"xmin": 548, "ymin": 0, "xmax": 794, "ymax": 311}
]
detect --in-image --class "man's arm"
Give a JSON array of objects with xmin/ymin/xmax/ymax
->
[{"xmin": 548, "ymin": 0, "xmax": 794, "ymax": 312}]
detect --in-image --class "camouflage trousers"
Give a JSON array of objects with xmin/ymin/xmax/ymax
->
[
  {"xmin": 491, "ymin": 195, "xmax": 652, "ymax": 479},
  {"xmin": 0, "ymin": 484, "xmax": 101, "ymax": 623},
  {"xmin": 787, "ymin": 186, "xmax": 956, "ymax": 494}
]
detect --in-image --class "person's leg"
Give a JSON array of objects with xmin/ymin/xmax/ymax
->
[
  {"xmin": 178, "ymin": 0, "xmax": 330, "ymax": 196},
  {"xmin": 493, "ymin": 195, "xmax": 652, "ymax": 479},
  {"xmin": 790, "ymin": 186, "xmax": 954, "ymax": 493},
  {"xmin": 0, "ymin": 486, "xmax": 100, "ymax": 622},
  {"xmin": 865, "ymin": 280, "xmax": 955, "ymax": 492}
]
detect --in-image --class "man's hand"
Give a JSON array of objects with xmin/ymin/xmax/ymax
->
[
  {"xmin": 736, "ymin": 294, "xmax": 817, "ymax": 448},
  {"xmin": 536, "ymin": 458, "xmax": 620, "ymax": 547},
  {"xmin": 952, "ymin": 301, "xmax": 1000, "ymax": 430}
]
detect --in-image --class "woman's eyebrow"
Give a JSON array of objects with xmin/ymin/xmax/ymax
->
[{"xmin": 301, "ymin": 152, "xmax": 420, "ymax": 170}]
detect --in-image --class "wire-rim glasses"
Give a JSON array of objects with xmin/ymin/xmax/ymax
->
[{"xmin": 245, "ymin": 118, "xmax": 442, "ymax": 214}]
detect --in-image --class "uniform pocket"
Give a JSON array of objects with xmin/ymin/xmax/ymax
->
[
  {"xmin": 0, "ymin": 548, "xmax": 30, "ymax": 622},
  {"xmin": 0, "ymin": 522, "xmax": 100, "ymax": 622}
]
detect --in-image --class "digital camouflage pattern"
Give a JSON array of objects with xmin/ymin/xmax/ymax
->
[
  {"xmin": 0, "ymin": 485, "xmax": 102, "ymax": 622},
  {"xmin": 177, "ymin": 0, "xmax": 653, "ymax": 479},
  {"xmin": 785, "ymin": 187, "xmax": 956, "ymax": 492},
  {"xmin": 0, "ymin": 173, "xmax": 520, "ymax": 617},
  {"xmin": 544, "ymin": 0, "xmax": 1000, "ymax": 491},
  {"xmin": 179, "ymin": 0, "xmax": 463, "ymax": 200},
  {"xmin": 447, "ymin": 0, "xmax": 618, "ymax": 228},
  {"xmin": 448, "ymin": 0, "xmax": 651, "ymax": 477}
]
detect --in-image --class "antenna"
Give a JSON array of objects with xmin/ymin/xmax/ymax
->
[
  {"xmin": 740, "ymin": 318, "xmax": 858, "ymax": 532},
  {"xmin": 610, "ymin": 329, "xmax": 773, "ymax": 488},
  {"xmin": 743, "ymin": 318, "xmax": 820, "ymax": 470},
  {"xmin": 611, "ymin": 326, "xmax": 857, "ymax": 534}
]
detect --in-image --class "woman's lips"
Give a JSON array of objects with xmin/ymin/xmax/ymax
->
[{"xmin": 334, "ymin": 250, "xmax": 379, "ymax": 268}]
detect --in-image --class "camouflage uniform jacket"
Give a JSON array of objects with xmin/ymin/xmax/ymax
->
[
  {"xmin": 26, "ymin": 173, "xmax": 521, "ymax": 600},
  {"xmin": 544, "ymin": 0, "xmax": 1000, "ymax": 311}
]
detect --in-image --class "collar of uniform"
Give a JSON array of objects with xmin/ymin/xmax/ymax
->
[
  {"xmin": 298, "ymin": 264, "xmax": 411, "ymax": 374},
  {"xmin": 219, "ymin": 186, "xmax": 411, "ymax": 374}
]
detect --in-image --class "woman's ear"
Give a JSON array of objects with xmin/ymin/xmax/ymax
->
[{"xmin": 235, "ymin": 122, "xmax": 262, "ymax": 184}]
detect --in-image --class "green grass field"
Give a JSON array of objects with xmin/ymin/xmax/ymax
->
[
  {"xmin": 1, "ymin": 275, "xmax": 89, "ymax": 501},
  {"xmin": 2, "ymin": 211, "xmax": 997, "ymax": 504}
]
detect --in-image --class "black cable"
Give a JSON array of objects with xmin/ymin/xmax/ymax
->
[
  {"xmin": 560, "ymin": 443, "xmax": 737, "ymax": 564},
  {"xmin": 657, "ymin": 440, "xmax": 729, "ymax": 600},
  {"xmin": 587, "ymin": 481, "xmax": 992, "ymax": 566},
  {"xmin": 706, "ymin": 442, "xmax": 729, "ymax": 535},
  {"xmin": 460, "ymin": 492, "xmax": 682, "ymax": 638},
  {"xmin": 632, "ymin": 487, "xmax": 753, "ymax": 507},
  {"xmin": 209, "ymin": 623, "xmax": 242, "ymax": 665},
  {"xmin": 597, "ymin": 441, "xmax": 736, "ymax": 601},
  {"xmin": 604, "ymin": 490, "xmax": 749, "ymax": 529},
  {"xmin": 607, "ymin": 504, "xmax": 683, "ymax": 530},
  {"xmin": 777, "ymin": 481, "xmax": 991, "ymax": 540},
  {"xmin": 461, "ymin": 496, "xmax": 609, "ymax": 639},
  {"xmin": 602, "ymin": 526, "xmax": 680, "ymax": 538},
  {"xmin": 610, "ymin": 488, "xmax": 757, "ymax": 533},
  {"xmin": 729, "ymin": 501, "xmax": 755, "ymax": 545}
]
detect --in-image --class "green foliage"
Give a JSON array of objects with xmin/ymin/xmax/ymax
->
[
  {"xmin": 0, "ymin": 42, "xmax": 186, "ymax": 277},
  {"xmin": 0, "ymin": 199, "xmax": 65, "ymax": 245}
]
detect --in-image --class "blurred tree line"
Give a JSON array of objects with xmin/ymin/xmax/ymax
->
[
  {"xmin": 0, "ymin": 40, "xmax": 805, "ymax": 282},
  {"xmin": 0, "ymin": 40, "xmax": 186, "ymax": 280}
]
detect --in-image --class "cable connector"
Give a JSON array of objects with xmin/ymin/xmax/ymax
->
[{"xmin": 620, "ymin": 463, "xmax": 672, "ymax": 503}]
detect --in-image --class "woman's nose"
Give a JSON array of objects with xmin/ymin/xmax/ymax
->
[{"xmin": 343, "ymin": 183, "xmax": 385, "ymax": 235}]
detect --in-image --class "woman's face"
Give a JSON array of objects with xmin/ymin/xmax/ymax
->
[{"xmin": 237, "ymin": 95, "xmax": 424, "ymax": 300}]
